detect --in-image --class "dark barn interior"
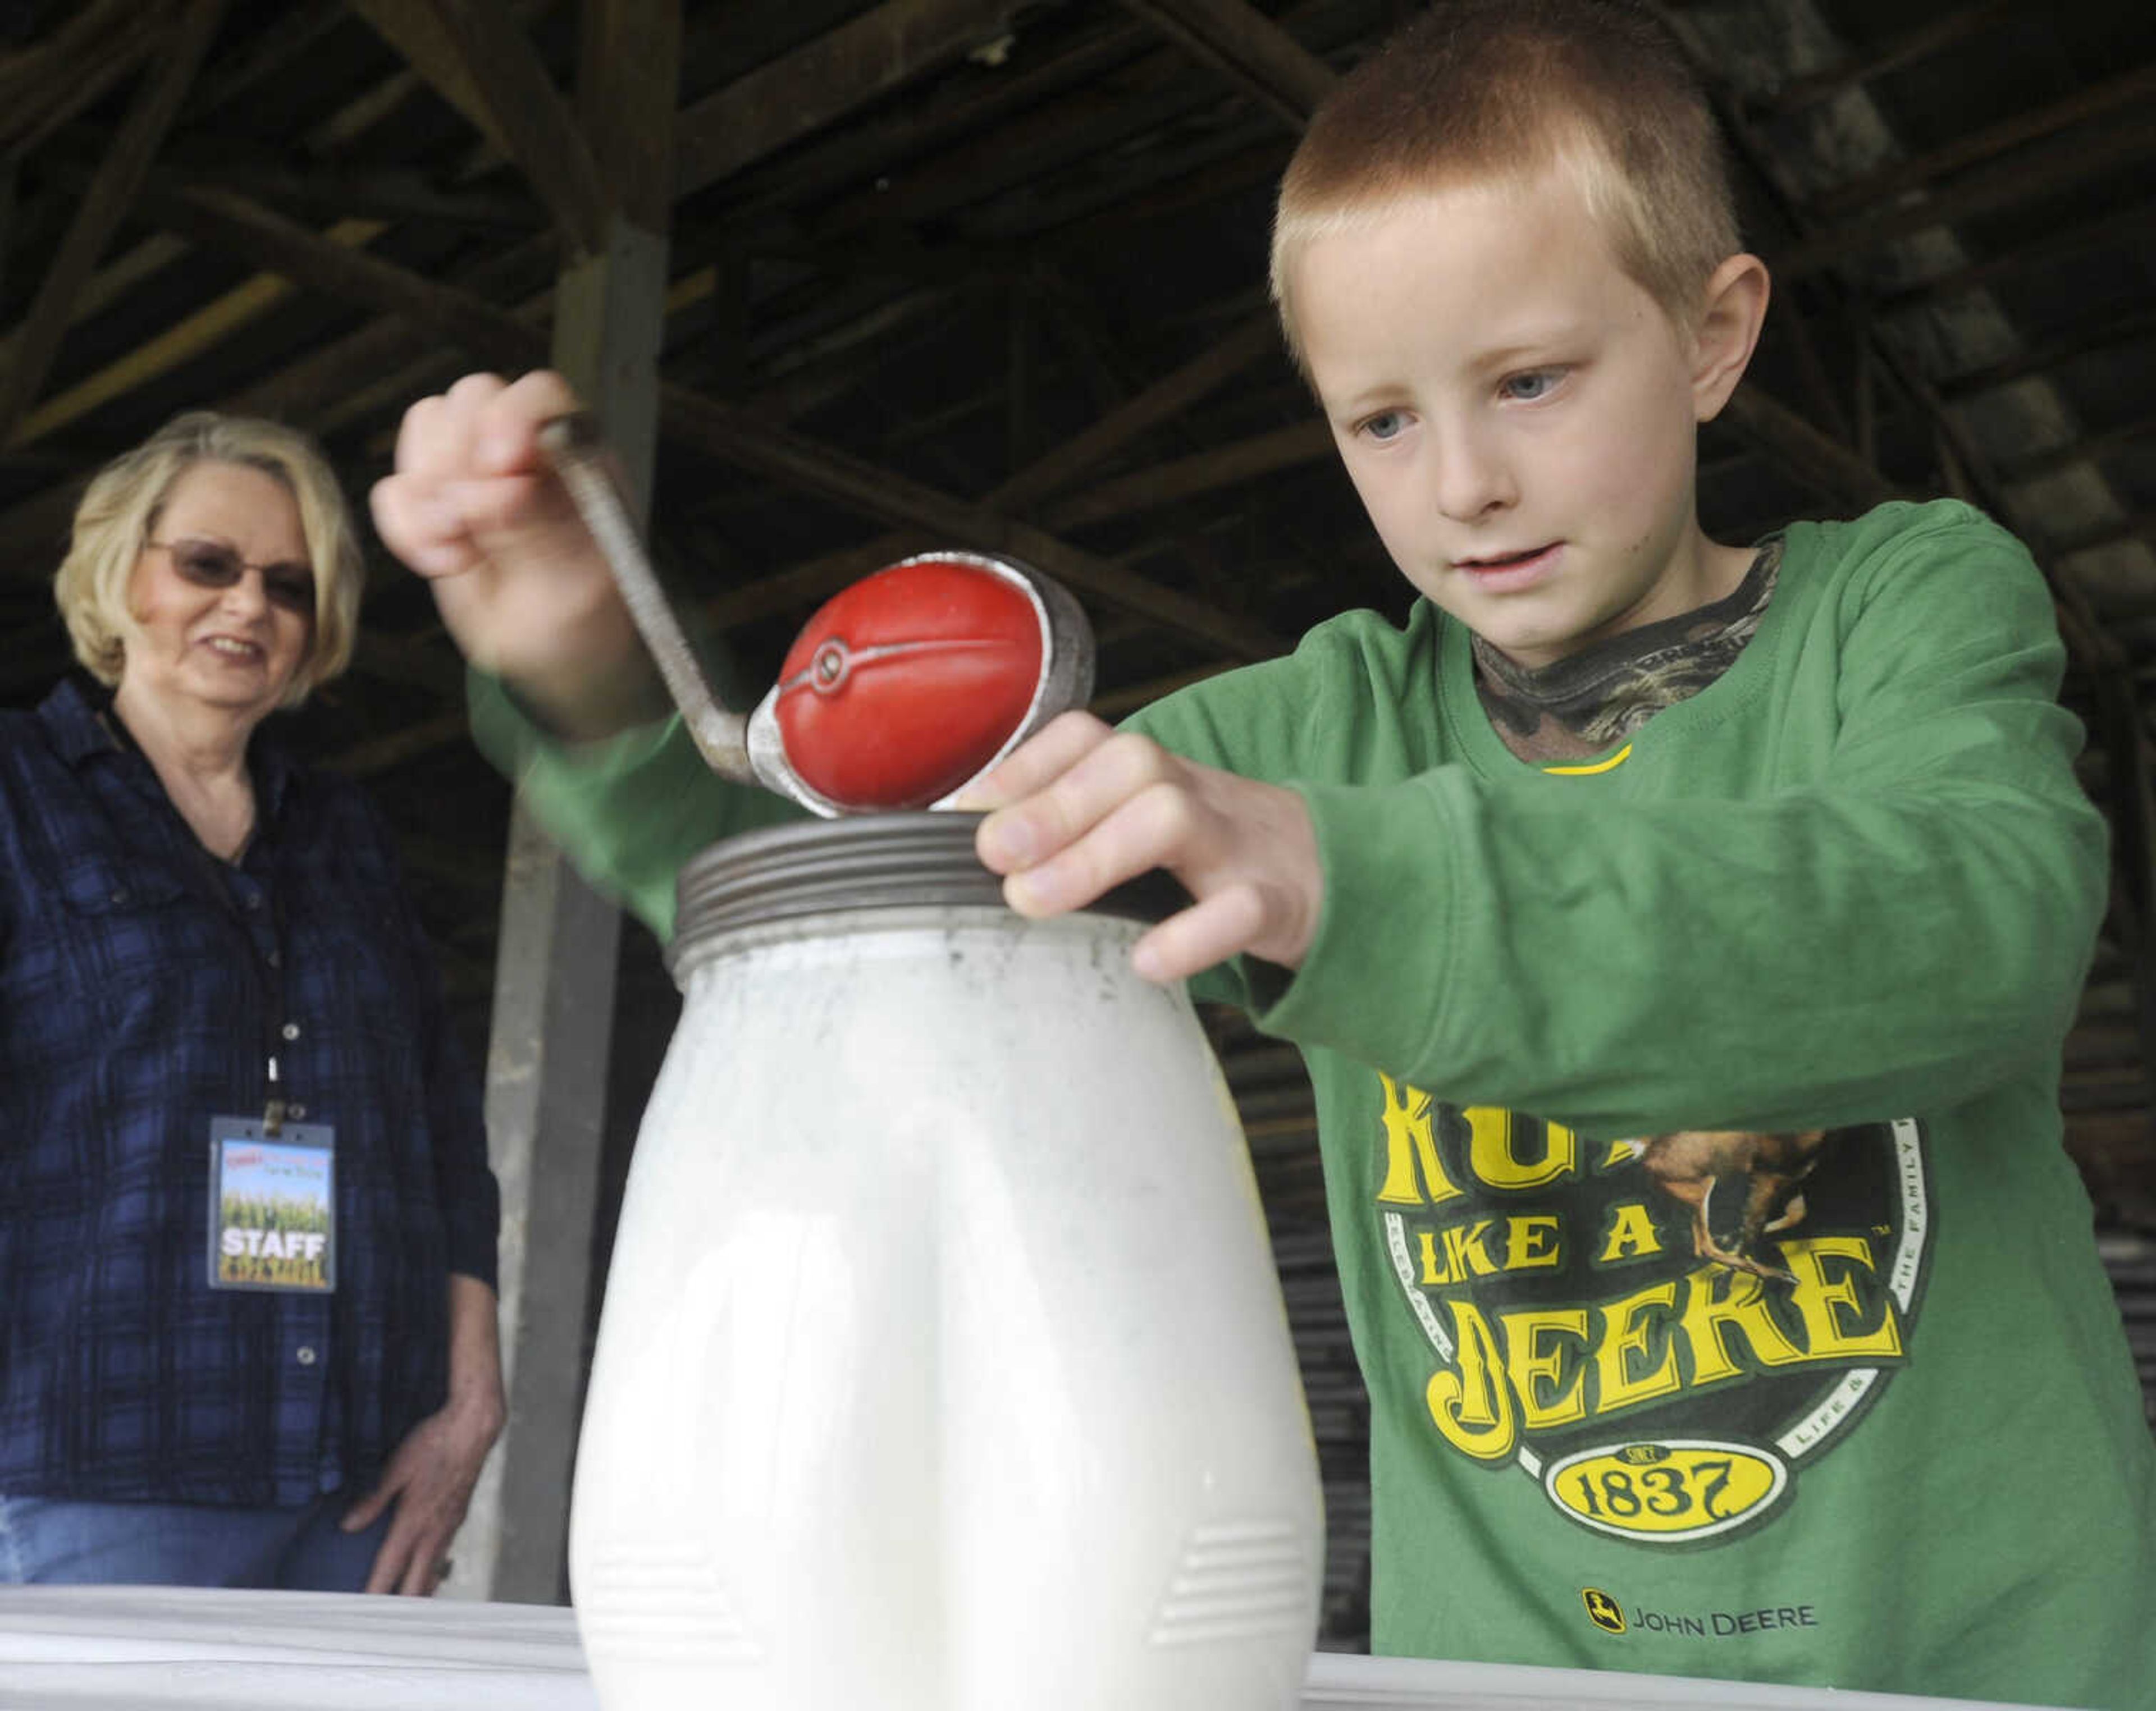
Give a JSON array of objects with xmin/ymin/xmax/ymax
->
[{"xmin": 0, "ymin": 0, "xmax": 2150, "ymax": 1637}]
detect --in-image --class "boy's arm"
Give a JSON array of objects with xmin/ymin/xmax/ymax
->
[
  {"xmin": 980, "ymin": 515, "xmax": 2104, "ymax": 1137},
  {"xmin": 470, "ymin": 671, "xmax": 803, "ymax": 943},
  {"xmin": 1258, "ymin": 520, "xmax": 2101, "ymax": 1135},
  {"xmin": 375, "ymin": 371, "xmax": 805, "ymax": 941}
]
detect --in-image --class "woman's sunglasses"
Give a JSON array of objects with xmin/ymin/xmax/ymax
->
[{"xmin": 148, "ymin": 538, "xmax": 316, "ymax": 616}]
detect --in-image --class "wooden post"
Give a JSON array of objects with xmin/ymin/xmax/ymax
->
[{"xmin": 445, "ymin": 0, "xmax": 679, "ymax": 1607}]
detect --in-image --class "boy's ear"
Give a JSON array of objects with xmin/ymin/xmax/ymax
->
[{"xmin": 1689, "ymin": 253, "xmax": 1770, "ymax": 423}]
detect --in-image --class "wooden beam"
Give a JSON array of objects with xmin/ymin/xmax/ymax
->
[
  {"xmin": 1936, "ymin": 306, "xmax": 2156, "ymax": 405},
  {"xmin": 575, "ymin": 0, "xmax": 680, "ymax": 230},
  {"xmin": 659, "ymin": 385, "xmax": 1289, "ymax": 659},
  {"xmin": 227, "ymin": 235, "xmax": 555, "ymax": 426},
  {"xmin": 330, "ymin": 709, "xmax": 472, "ymax": 775},
  {"xmin": 0, "ymin": 0, "xmax": 1042, "ymax": 533},
  {"xmin": 715, "ymin": 12, "xmax": 1157, "ymax": 226},
  {"xmin": 0, "ymin": 0, "xmax": 512, "ymax": 444},
  {"xmin": 419, "ymin": 0, "xmax": 613, "ymax": 254},
  {"xmin": 455, "ymin": 0, "xmax": 677, "ymax": 1608},
  {"xmin": 0, "ymin": 0, "xmax": 179, "ymax": 164},
  {"xmin": 0, "ymin": 0, "xmax": 227, "ymax": 442},
  {"xmin": 139, "ymin": 182, "xmax": 547, "ymax": 371},
  {"xmin": 1044, "ymin": 418, "xmax": 1333, "ymax": 530},
  {"xmin": 1808, "ymin": 61, "xmax": 2156, "ymax": 222},
  {"xmin": 161, "ymin": 150, "xmax": 543, "ymax": 232},
  {"xmin": 1714, "ymin": 384, "xmax": 1898, "ymax": 511},
  {"xmin": 2049, "ymin": 512, "xmax": 2156, "ymax": 564},
  {"xmin": 184, "ymin": 0, "xmax": 349, "ymax": 119},
  {"xmin": 2003, "ymin": 415, "xmax": 2156, "ymax": 488},
  {"xmin": 673, "ymin": 0, "xmax": 1022, "ymax": 198},
  {"xmin": 1771, "ymin": 112, "xmax": 2156, "ymax": 280},
  {"xmin": 1872, "ymin": 198, "xmax": 2156, "ymax": 318},
  {"xmin": 701, "ymin": 318, "xmax": 1296, "ymax": 629},
  {"xmin": 807, "ymin": 35, "xmax": 1227, "ymax": 233},
  {"xmin": 1111, "ymin": 0, "xmax": 1335, "ymax": 130},
  {"xmin": 342, "ymin": 0, "xmax": 511, "ymax": 151},
  {"xmin": 125, "ymin": 179, "xmax": 1286, "ymax": 658},
  {"xmin": 1756, "ymin": 0, "xmax": 2027, "ymax": 117},
  {"xmin": 997, "ymin": 313, "xmax": 1281, "ymax": 510}
]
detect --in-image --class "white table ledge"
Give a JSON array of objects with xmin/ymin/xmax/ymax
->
[{"xmin": 0, "ymin": 1587, "xmax": 2052, "ymax": 1710}]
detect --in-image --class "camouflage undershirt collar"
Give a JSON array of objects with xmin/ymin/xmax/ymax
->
[{"xmin": 1472, "ymin": 539, "xmax": 1782, "ymax": 765}]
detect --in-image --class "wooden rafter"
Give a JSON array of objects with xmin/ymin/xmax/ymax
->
[
  {"xmin": 349, "ymin": 0, "xmax": 611, "ymax": 254},
  {"xmin": 1773, "ymin": 110, "xmax": 2156, "ymax": 280},
  {"xmin": 659, "ymin": 386, "xmax": 1289, "ymax": 658},
  {"xmin": 1807, "ymin": 60, "xmax": 2156, "ymax": 222},
  {"xmin": 2006, "ymin": 416, "xmax": 2156, "ymax": 488},
  {"xmin": 996, "ymin": 313, "xmax": 1281, "ymax": 511},
  {"xmin": 673, "ymin": 0, "xmax": 1022, "ymax": 199},
  {"xmin": 1715, "ymin": 386, "xmax": 1898, "ymax": 512},
  {"xmin": 141, "ymin": 183, "xmax": 541, "ymax": 368},
  {"xmin": 0, "ymin": 0, "xmax": 226, "ymax": 445},
  {"xmin": 341, "ymin": 0, "xmax": 509, "ymax": 150},
  {"xmin": 1112, "ymin": 0, "xmax": 1336, "ymax": 131},
  {"xmin": 1069, "ymin": 4, "xmax": 1897, "ymax": 532},
  {"xmin": 159, "ymin": 147, "xmax": 543, "ymax": 232},
  {"xmin": 0, "ymin": 0, "xmax": 181, "ymax": 164},
  {"xmin": 714, "ymin": 11, "xmax": 1157, "ymax": 225},
  {"xmin": 1044, "ymin": 418, "xmax": 1333, "ymax": 531},
  {"xmin": 1937, "ymin": 306, "xmax": 2156, "ymax": 405},
  {"xmin": 127, "ymin": 181, "xmax": 1287, "ymax": 660},
  {"xmin": 702, "ymin": 310, "xmax": 1294, "ymax": 629},
  {"xmin": 1757, "ymin": 0, "xmax": 2029, "ymax": 117},
  {"xmin": 575, "ymin": 0, "xmax": 683, "ymax": 231}
]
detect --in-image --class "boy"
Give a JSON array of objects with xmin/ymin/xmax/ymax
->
[{"xmin": 373, "ymin": 3, "xmax": 2155, "ymax": 1702}]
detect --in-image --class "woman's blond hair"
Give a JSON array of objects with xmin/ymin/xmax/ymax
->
[
  {"xmin": 1270, "ymin": 0, "xmax": 1741, "ymax": 371},
  {"xmin": 53, "ymin": 411, "xmax": 364, "ymax": 708}
]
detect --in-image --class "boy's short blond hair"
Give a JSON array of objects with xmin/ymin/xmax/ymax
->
[
  {"xmin": 53, "ymin": 411, "xmax": 364, "ymax": 709},
  {"xmin": 1271, "ymin": 0, "xmax": 1741, "ymax": 368}
]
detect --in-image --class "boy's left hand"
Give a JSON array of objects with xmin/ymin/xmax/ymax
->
[{"xmin": 961, "ymin": 712, "xmax": 1322, "ymax": 984}]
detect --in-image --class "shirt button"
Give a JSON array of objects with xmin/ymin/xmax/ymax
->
[
  {"xmin": 109, "ymin": 888, "xmax": 129, "ymax": 905},
  {"xmin": 266, "ymin": 948, "xmax": 281, "ymax": 967},
  {"xmin": 289, "ymin": 1103, "xmax": 307, "ymax": 1120},
  {"xmin": 296, "ymin": 1346, "xmax": 318, "ymax": 1366},
  {"xmin": 281, "ymin": 1022, "xmax": 301, "ymax": 1041},
  {"xmin": 245, "ymin": 893, "xmax": 264, "ymax": 911}
]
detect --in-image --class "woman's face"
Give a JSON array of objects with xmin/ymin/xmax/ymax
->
[{"xmin": 119, "ymin": 461, "xmax": 315, "ymax": 728}]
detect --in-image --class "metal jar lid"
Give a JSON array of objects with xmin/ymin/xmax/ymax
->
[{"xmin": 672, "ymin": 811, "xmax": 1187, "ymax": 955}]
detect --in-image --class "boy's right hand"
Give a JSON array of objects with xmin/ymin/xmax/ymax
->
[
  {"xmin": 961, "ymin": 712, "xmax": 1323, "ymax": 985},
  {"xmin": 371, "ymin": 370, "xmax": 666, "ymax": 740}
]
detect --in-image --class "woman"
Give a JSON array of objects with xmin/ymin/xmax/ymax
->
[{"xmin": 0, "ymin": 413, "xmax": 503, "ymax": 1595}]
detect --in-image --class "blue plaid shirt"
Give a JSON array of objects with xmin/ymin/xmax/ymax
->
[{"xmin": 0, "ymin": 678, "xmax": 499, "ymax": 1507}]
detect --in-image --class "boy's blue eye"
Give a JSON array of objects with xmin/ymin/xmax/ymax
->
[
  {"xmin": 1360, "ymin": 410, "xmax": 1408, "ymax": 442},
  {"xmin": 1502, "ymin": 369, "xmax": 1560, "ymax": 402}
]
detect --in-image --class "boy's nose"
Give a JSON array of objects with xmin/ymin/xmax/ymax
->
[{"xmin": 1432, "ymin": 432, "xmax": 1516, "ymax": 521}]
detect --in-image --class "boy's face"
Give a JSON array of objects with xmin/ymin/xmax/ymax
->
[{"xmin": 1292, "ymin": 168, "xmax": 1742, "ymax": 669}]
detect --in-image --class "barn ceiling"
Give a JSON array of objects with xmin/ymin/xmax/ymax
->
[{"xmin": 2, "ymin": 0, "xmax": 2150, "ymax": 1454}]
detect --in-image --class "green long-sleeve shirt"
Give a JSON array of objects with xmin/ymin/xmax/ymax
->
[{"xmin": 476, "ymin": 500, "xmax": 2155, "ymax": 1707}]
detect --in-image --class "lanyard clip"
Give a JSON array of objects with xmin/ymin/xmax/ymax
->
[{"xmin": 264, "ymin": 1054, "xmax": 285, "ymax": 1136}]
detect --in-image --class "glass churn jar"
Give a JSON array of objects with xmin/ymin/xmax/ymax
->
[{"xmin": 567, "ymin": 812, "xmax": 1325, "ymax": 1711}]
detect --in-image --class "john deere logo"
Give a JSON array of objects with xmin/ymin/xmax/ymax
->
[
  {"xmin": 1374, "ymin": 1100, "xmax": 1934, "ymax": 1547},
  {"xmin": 1583, "ymin": 1588, "xmax": 1626, "ymax": 1635}
]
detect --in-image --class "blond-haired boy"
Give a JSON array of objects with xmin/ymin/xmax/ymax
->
[{"xmin": 376, "ymin": 2, "xmax": 2155, "ymax": 1701}]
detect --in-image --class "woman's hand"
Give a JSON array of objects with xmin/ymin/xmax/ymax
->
[
  {"xmin": 370, "ymin": 370, "xmax": 665, "ymax": 738},
  {"xmin": 962, "ymin": 711, "xmax": 1323, "ymax": 983},
  {"xmin": 342, "ymin": 1273, "xmax": 506, "ymax": 1596},
  {"xmin": 341, "ymin": 1388, "xmax": 505, "ymax": 1598}
]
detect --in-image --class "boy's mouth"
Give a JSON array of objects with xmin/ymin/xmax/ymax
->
[
  {"xmin": 1456, "ymin": 544, "xmax": 1551, "ymax": 570},
  {"xmin": 1453, "ymin": 543, "xmax": 1559, "ymax": 587}
]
